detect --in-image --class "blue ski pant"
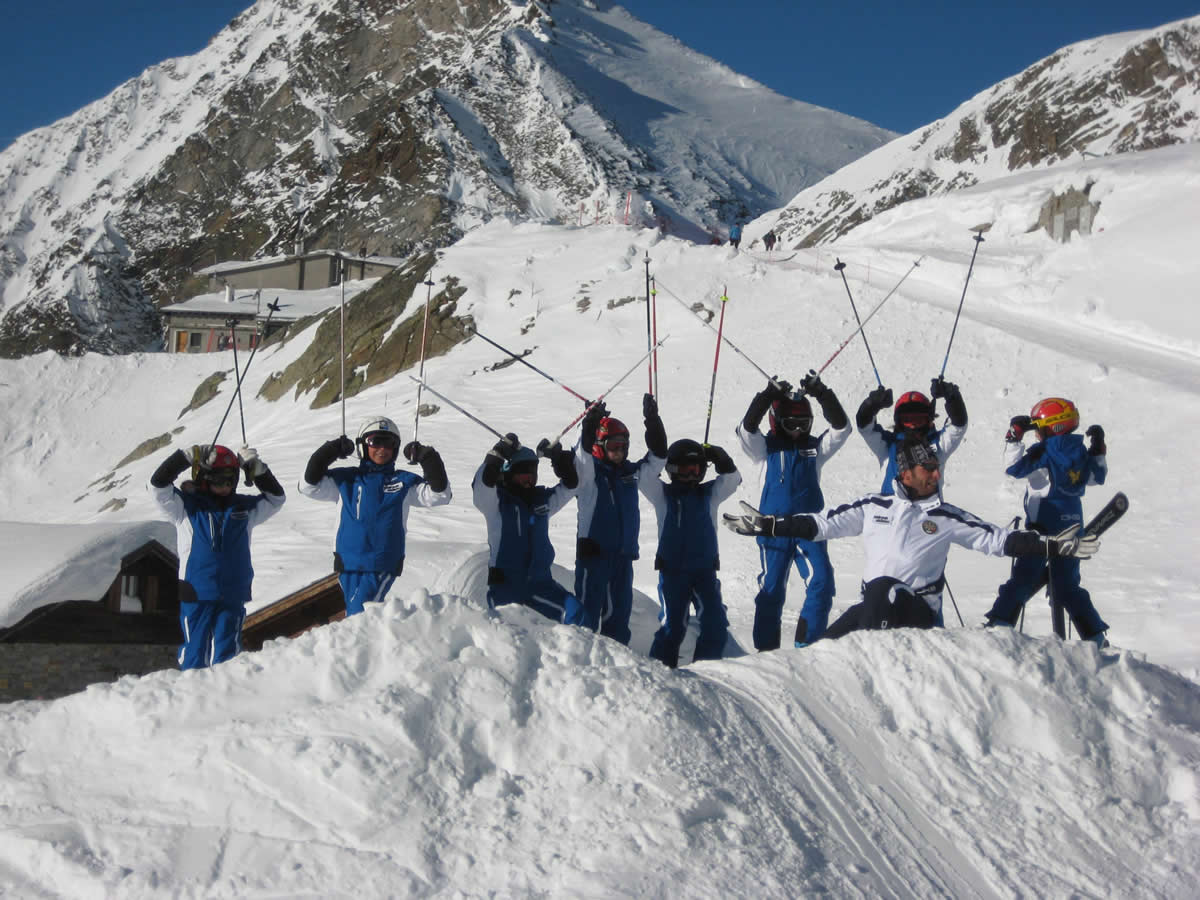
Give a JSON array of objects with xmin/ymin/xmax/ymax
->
[
  {"xmin": 179, "ymin": 600, "xmax": 245, "ymax": 670},
  {"xmin": 488, "ymin": 567, "xmax": 570, "ymax": 623},
  {"xmin": 987, "ymin": 555, "xmax": 1108, "ymax": 639},
  {"xmin": 339, "ymin": 571, "xmax": 398, "ymax": 616},
  {"xmin": 567, "ymin": 553, "xmax": 634, "ymax": 645},
  {"xmin": 752, "ymin": 535, "xmax": 835, "ymax": 649},
  {"xmin": 649, "ymin": 569, "xmax": 728, "ymax": 669}
]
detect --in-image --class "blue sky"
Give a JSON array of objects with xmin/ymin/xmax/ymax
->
[{"xmin": 2, "ymin": 1, "xmax": 1197, "ymax": 148}]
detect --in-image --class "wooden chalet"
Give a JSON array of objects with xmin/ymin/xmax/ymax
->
[{"xmin": 241, "ymin": 574, "xmax": 346, "ymax": 651}]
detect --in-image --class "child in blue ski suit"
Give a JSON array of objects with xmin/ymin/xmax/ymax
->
[
  {"xmin": 472, "ymin": 434, "xmax": 578, "ymax": 619},
  {"xmin": 149, "ymin": 444, "xmax": 285, "ymax": 670},
  {"xmin": 856, "ymin": 377, "xmax": 968, "ymax": 496},
  {"xmin": 300, "ymin": 415, "xmax": 451, "ymax": 615},
  {"xmin": 736, "ymin": 371, "xmax": 851, "ymax": 648},
  {"xmin": 567, "ymin": 393, "xmax": 667, "ymax": 644},
  {"xmin": 640, "ymin": 438, "xmax": 741, "ymax": 668},
  {"xmin": 984, "ymin": 398, "xmax": 1109, "ymax": 642}
]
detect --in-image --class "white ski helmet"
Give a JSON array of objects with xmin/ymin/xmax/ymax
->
[{"xmin": 356, "ymin": 415, "xmax": 401, "ymax": 458}]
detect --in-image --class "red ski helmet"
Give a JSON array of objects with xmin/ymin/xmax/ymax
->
[
  {"xmin": 591, "ymin": 417, "xmax": 631, "ymax": 458},
  {"xmin": 1030, "ymin": 397, "xmax": 1079, "ymax": 438},
  {"xmin": 894, "ymin": 391, "xmax": 933, "ymax": 431},
  {"xmin": 769, "ymin": 393, "xmax": 813, "ymax": 436},
  {"xmin": 199, "ymin": 445, "xmax": 240, "ymax": 488}
]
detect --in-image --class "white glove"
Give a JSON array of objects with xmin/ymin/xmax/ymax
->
[
  {"xmin": 239, "ymin": 446, "xmax": 267, "ymax": 479},
  {"xmin": 722, "ymin": 501, "xmax": 779, "ymax": 537},
  {"xmin": 1051, "ymin": 524, "xmax": 1099, "ymax": 559}
]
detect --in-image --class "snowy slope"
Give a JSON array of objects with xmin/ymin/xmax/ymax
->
[{"xmin": 1, "ymin": 143, "xmax": 1199, "ymax": 895}]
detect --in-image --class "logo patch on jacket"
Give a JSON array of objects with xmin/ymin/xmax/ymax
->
[
  {"xmin": 922, "ymin": 521, "xmax": 938, "ymax": 534},
  {"xmin": 873, "ymin": 515, "xmax": 890, "ymax": 524},
  {"xmin": 384, "ymin": 481, "xmax": 406, "ymax": 493}
]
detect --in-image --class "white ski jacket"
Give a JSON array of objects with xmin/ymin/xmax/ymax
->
[{"xmin": 811, "ymin": 480, "xmax": 1013, "ymax": 616}]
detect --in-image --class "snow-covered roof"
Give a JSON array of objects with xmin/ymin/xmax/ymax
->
[
  {"xmin": 161, "ymin": 280, "xmax": 378, "ymax": 321},
  {"xmin": 0, "ymin": 520, "xmax": 177, "ymax": 629},
  {"xmin": 195, "ymin": 250, "xmax": 404, "ymax": 277}
]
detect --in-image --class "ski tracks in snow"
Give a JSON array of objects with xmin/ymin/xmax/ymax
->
[{"xmin": 695, "ymin": 663, "xmax": 1002, "ymax": 900}]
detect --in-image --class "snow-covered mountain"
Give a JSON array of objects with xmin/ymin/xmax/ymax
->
[
  {"xmin": 0, "ymin": 0, "xmax": 892, "ymax": 358},
  {"xmin": 1, "ymin": 138, "xmax": 1199, "ymax": 896},
  {"xmin": 764, "ymin": 13, "xmax": 1200, "ymax": 247}
]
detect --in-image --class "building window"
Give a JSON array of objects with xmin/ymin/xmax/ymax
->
[{"xmin": 188, "ymin": 332, "xmax": 201, "ymax": 350}]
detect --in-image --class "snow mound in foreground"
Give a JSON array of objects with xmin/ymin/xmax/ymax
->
[{"xmin": 1, "ymin": 592, "xmax": 1197, "ymax": 897}]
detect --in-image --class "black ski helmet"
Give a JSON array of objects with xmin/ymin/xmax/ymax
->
[{"xmin": 665, "ymin": 438, "xmax": 707, "ymax": 481}]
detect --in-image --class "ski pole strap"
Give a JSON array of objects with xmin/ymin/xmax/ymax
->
[{"xmin": 406, "ymin": 376, "xmax": 505, "ymax": 440}]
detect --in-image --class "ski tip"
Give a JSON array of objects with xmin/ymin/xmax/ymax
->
[{"xmin": 1114, "ymin": 492, "xmax": 1129, "ymax": 512}]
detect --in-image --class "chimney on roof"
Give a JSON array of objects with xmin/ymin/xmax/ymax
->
[
  {"xmin": 295, "ymin": 238, "xmax": 304, "ymax": 257},
  {"xmin": 225, "ymin": 283, "xmax": 234, "ymax": 304}
]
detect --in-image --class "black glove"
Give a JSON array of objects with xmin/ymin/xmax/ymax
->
[
  {"xmin": 304, "ymin": 438, "xmax": 350, "ymax": 485},
  {"xmin": 742, "ymin": 389, "xmax": 774, "ymax": 434},
  {"xmin": 489, "ymin": 433, "xmax": 519, "ymax": 462},
  {"xmin": 722, "ymin": 501, "xmax": 818, "ymax": 539},
  {"xmin": 581, "ymin": 402, "xmax": 607, "ymax": 452},
  {"xmin": 403, "ymin": 441, "xmax": 430, "ymax": 464},
  {"xmin": 1086, "ymin": 425, "xmax": 1106, "ymax": 456},
  {"xmin": 1006, "ymin": 415, "xmax": 1032, "ymax": 443},
  {"xmin": 643, "ymin": 393, "xmax": 658, "ymax": 418},
  {"xmin": 799, "ymin": 369, "xmax": 828, "ymax": 400},
  {"xmin": 856, "ymin": 385, "xmax": 893, "ymax": 428},
  {"xmin": 546, "ymin": 440, "xmax": 578, "ymax": 488},
  {"xmin": 765, "ymin": 377, "xmax": 791, "ymax": 400},
  {"xmin": 929, "ymin": 376, "xmax": 958, "ymax": 400},
  {"xmin": 704, "ymin": 444, "xmax": 736, "ymax": 474}
]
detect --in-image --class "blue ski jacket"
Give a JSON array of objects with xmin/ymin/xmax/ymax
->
[
  {"xmin": 574, "ymin": 447, "xmax": 667, "ymax": 558},
  {"xmin": 299, "ymin": 459, "xmax": 451, "ymax": 573},
  {"xmin": 150, "ymin": 485, "xmax": 284, "ymax": 607},
  {"xmin": 472, "ymin": 463, "xmax": 575, "ymax": 575},
  {"xmin": 641, "ymin": 470, "xmax": 741, "ymax": 572},
  {"xmin": 1005, "ymin": 433, "xmax": 1106, "ymax": 533}
]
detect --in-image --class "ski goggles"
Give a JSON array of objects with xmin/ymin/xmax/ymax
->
[
  {"xmin": 364, "ymin": 433, "xmax": 400, "ymax": 449},
  {"xmin": 779, "ymin": 416, "xmax": 812, "ymax": 431},
  {"xmin": 601, "ymin": 436, "xmax": 629, "ymax": 450}
]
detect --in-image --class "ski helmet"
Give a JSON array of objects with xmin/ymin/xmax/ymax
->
[
  {"xmin": 665, "ymin": 438, "xmax": 707, "ymax": 482},
  {"xmin": 502, "ymin": 446, "xmax": 539, "ymax": 485},
  {"xmin": 1030, "ymin": 397, "xmax": 1079, "ymax": 438},
  {"xmin": 591, "ymin": 417, "xmax": 631, "ymax": 458},
  {"xmin": 894, "ymin": 391, "xmax": 933, "ymax": 431},
  {"xmin": 199, "ymin": 445, "xmax": 241, "ymax": 488},
  {"xmin": 769, "ymin": 392, "xmax": 813, "ymax": 436},
  {"xmin": 356, "ymin": 415, "xmax": 401, "ymax": 458}
]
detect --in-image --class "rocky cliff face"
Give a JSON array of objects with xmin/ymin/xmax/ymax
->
[
  {"xmin": 770, "ymin": 15, "xmax": 1200, "ymax": 247},
  {"xmin": 0, "ymin": 0, "xmax": 892, "ymax": 358}
]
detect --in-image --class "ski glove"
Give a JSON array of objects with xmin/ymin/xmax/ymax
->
[
  {"xmin": 933, "ymin": 378, "xmax": 968, "ymax": 427},
  {"xmin": 304, "ymin": 438, "xmax": 350, "ymax": 485},
  {"xmin": 929, "ymin": 376, "xmax": 958, "ymax": 400},
  {"xmin": 856, "ymin": 385, "xmax": 893, "ymax": 428},
  {"xmin": 540, "ymin": 439, "xmax": 578, "ymax": 489},
  {"xmin": 403, "ymin": 441, "xmax": 432, "ymax": 464},
  {"xmin": 643, "ymin": 394, "xmax": 668, "ymax": 459},
  {"xmin": 412, "ymin": 444, "xmax": 448, "ymax": 492},
  {"xmin": 150, "ymin": 449, "xmax": 192, "ymax": 488},
  {"xmin": 643, "ymin": 393, "xmax": 658, "ymax": 419},
  {"xmin": 239, "ymin": 446, "xmax": 267, "ymax": 479},
  {"xmin": 334, "ymin": 435, "xmax": 355, "ymax": 458},
  {"xmin": 704, "ymin": 443, "xmax": 736, "ymax": 474},
  {"xmin": 766, "ymin": 377, "xmax": 792, "ymax": 400},
  {"xmin": 799, "ymin": 369, "xmax": 828, "ymax": 400},
  {"xmin": 581, "ymin": 402, "xmax": 608, "ymax": 452},
  {"xmin": 489, "ymin": 433, "xmax": 520, "ymax": 462},
  {"xmin": 1086, "ymin": 425, "xmax": 1106, "ymax": 456},
  {"xmin": 1006, "ymin": 415, "xmax": 1032, "ymax": 443},
  {"xmin": 722, "ymin": 501, "xmax": 817, "ymax": 539},
  {"xmin": 1049, "ymin": 524, "xmax": 1100, "ymax": 559},
  {"xmin": 191, "ymin": 444, "xmax": 217, "ymax": 469},
  {"xmin": 742, "ymin": 389, "xmax": 774, "ymax": 434}
]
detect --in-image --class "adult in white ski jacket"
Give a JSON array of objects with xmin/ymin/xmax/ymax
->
[{"xmin": 724, "ymin": 434, "xmax": 1098, "ymax": 639}]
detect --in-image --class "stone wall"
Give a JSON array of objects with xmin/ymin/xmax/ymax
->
[
  {"xmin": 1035, "ymin": 183, "xmax": 1099, "ymax": 242},
  {"xmin": 0, "ymin": 644, "xmax": 176, "ymax": 703}
]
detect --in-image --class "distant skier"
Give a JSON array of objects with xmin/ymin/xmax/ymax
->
[
  {"xmin": 735, "ymin": 371, "xmax": 851, "ymax": 649},
  {"xmin": 762, "ymin": 230, "xmax": 777, "ymax": 252},
  {"xmin": 149, "ymin": 443, "xmax": 285, "ymax": 670},
  {"xmin": 984, "ymin": 398, "xmax": 1110, "ymax": 645},
  {"xmin": 299, "ymin": 416, "xmax": 451, "ymax": 615},
  {"xmin": 728, "ymin": 223, "xmax": 743, "ymax": 250},
  {"xmin": 473, "ymin": 433, "xmax": 578, "ymax": 618},
  {"xmin": 640, "ymin": 438, "xmax": 742, "ymax": 668},
  {"xmin": 723, "ymin": 432, "xmax": 1099, "ymax": 641},
  {"xmin": 856, "ymin": 377, "xmax": 967, "ymax": 495},
  {"xmin": 568, "ymin": 394, "xmax": 668, "ymax": 644}
]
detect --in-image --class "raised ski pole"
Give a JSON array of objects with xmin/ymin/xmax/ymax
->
[
  {"xmin": 812, "ymin": 257, "xmax": 924, "ymax": 377},
  {"xmin": 938, "ymin": 230, "xmax": 985, "ymax": 378},
  {"xmin": 702, "ymin": 288, "xmax": 730, "ymax": 446},
  {"xmin": 834, "ymin": 258, "xmax": 883, "ymax": 387},
  {"xmin": 654, "ymin": 277, "xmax": 773, "ymax": 382},
  {"xmin": 468, "ymin": 326, "xmax": 589, "ymax": 402},
  {"xmin": 227, "ymin": 318, "xmax": 248, "ymax": 445},
  {"xmin": 339, "ymin": 256, "xmax": 347, "ymax": 437},
  {"xmin": 412, "ymin": 274, "xmax": 436, "ymax": 443},
  {"xmin": 550, "ymin": 336, "xmax": 669, "ymax": 446},
  {"xmin": 209, "ymin": 299, "xmax": 283, "ymax": 454},
  {"xmin": 644, "ymin": 252, "xmax": 653, "ymax": 393},
  {"xmin": 651, "ymin": 275, "xmax": 660, "ymax": 398},
  {"xmin": 406, "ymin": 376, "xmax": 506, "ymax": 440}
]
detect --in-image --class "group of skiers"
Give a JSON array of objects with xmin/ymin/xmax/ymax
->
[{"xmin": 151, "ymin": 371, "xmax": 1109, "ymax": 672}]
